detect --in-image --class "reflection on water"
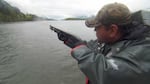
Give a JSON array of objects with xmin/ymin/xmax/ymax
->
[{"xmin": 0, "ymin": 21, "xmax": 96, "ymax": 84}]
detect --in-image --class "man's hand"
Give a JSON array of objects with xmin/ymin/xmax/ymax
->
[{"xmin": 57, "ymin": 32, "xmax": 86, "ymax": 48}]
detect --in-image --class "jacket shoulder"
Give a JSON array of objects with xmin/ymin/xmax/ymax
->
[{"xmin": 115, "ymin": 38, "xmax": 150, "ymax": 61}]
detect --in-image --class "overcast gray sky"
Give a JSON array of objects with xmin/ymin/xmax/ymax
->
[{"xmin": 5, "ymin": 0, "xmax": 150, "ymax": 19}]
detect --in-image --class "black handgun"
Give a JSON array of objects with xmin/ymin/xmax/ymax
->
[{"xmin": 49, "ymin": 25, "xmax": 84, "ymax": 48}]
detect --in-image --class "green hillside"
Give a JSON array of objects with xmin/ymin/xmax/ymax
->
[
  {"xmin": 0, "ymin": 0, "xmax": 36, "ymax": 22},
  {"xmin": 64, "ymin": 18, "xmax": 85, "ymax": 20}
]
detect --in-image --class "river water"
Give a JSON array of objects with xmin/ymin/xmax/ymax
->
[{"xmin": 0, "ymin": 21, "xmax": 96, "ymax": 84}]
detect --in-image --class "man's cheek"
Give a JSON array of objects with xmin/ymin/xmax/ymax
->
[{"xmin": 96, "ymin": 34, "xmax": 102, "ymax": 42}]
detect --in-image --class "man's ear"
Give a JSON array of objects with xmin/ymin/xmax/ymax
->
[{"xmin": 109, "ymin": 24, "xmax": 119, "ymax": 38}]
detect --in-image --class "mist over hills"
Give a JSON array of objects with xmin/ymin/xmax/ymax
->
[
  {"xmin": 0, "ymin": 0, "xmax": 37, "ymax": 22},
  {"xmin": 0, "ymin": 0, "xmax": 88, "ymax": 22}
]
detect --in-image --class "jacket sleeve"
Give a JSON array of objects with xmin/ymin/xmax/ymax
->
[{"xmin": 71, "ymin": 45, "xmax": 150, "ymax": 84}]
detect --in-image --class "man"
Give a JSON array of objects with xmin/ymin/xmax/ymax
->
[{"xmin": 57, "ymin": 2, "xmax": 150, "ymax": 84}]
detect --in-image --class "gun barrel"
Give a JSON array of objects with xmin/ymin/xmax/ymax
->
[
  {"xmin": 49, "ymin": 25, "xmax": 55, "ymax": 31},
  {"xmin": 49, "ymin": 25, "xmax": 83, "ymax": 42},
  {"xmin": 49, "ymin": 25, "xmax": 73, "ymax": 36},
  {"xmin": 49, "ymin": 25, "xmax": 60, "ymax": 33}
]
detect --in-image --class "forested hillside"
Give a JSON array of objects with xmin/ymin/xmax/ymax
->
[{"xmin": 0, "ymin": 0, "xmax": 36, "ymax": 22}]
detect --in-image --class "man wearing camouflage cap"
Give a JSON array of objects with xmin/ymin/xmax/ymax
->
[{"xmin": 56, "ymin": 2, "xmax": 150, "ymax": 84}]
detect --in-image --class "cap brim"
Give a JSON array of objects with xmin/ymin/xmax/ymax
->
[
  {"xmin": 85, "ymin": 16, "xmax": 102, "ymax": 28},
  {"xmin": 85, "ymin": 16, "xmax": 96, "ymax": 28}
]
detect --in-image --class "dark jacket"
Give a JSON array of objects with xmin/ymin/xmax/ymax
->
[{"xmin": 71, "ymin": 24, "xmax": 150, "ymax": 84}]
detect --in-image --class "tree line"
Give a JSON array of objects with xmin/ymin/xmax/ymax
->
[{"xmin": 0, "ymin": 0, "xmax": 36, "ymax": 22}]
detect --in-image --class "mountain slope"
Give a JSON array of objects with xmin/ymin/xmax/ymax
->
[{"xmin": 0, "ymin": 0, "xmax": 36, "ymax": 22}]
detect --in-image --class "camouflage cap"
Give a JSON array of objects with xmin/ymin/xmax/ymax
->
[{"xmin": 85, "ymin": 2, "xmax": 132, "ymax": 28}]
